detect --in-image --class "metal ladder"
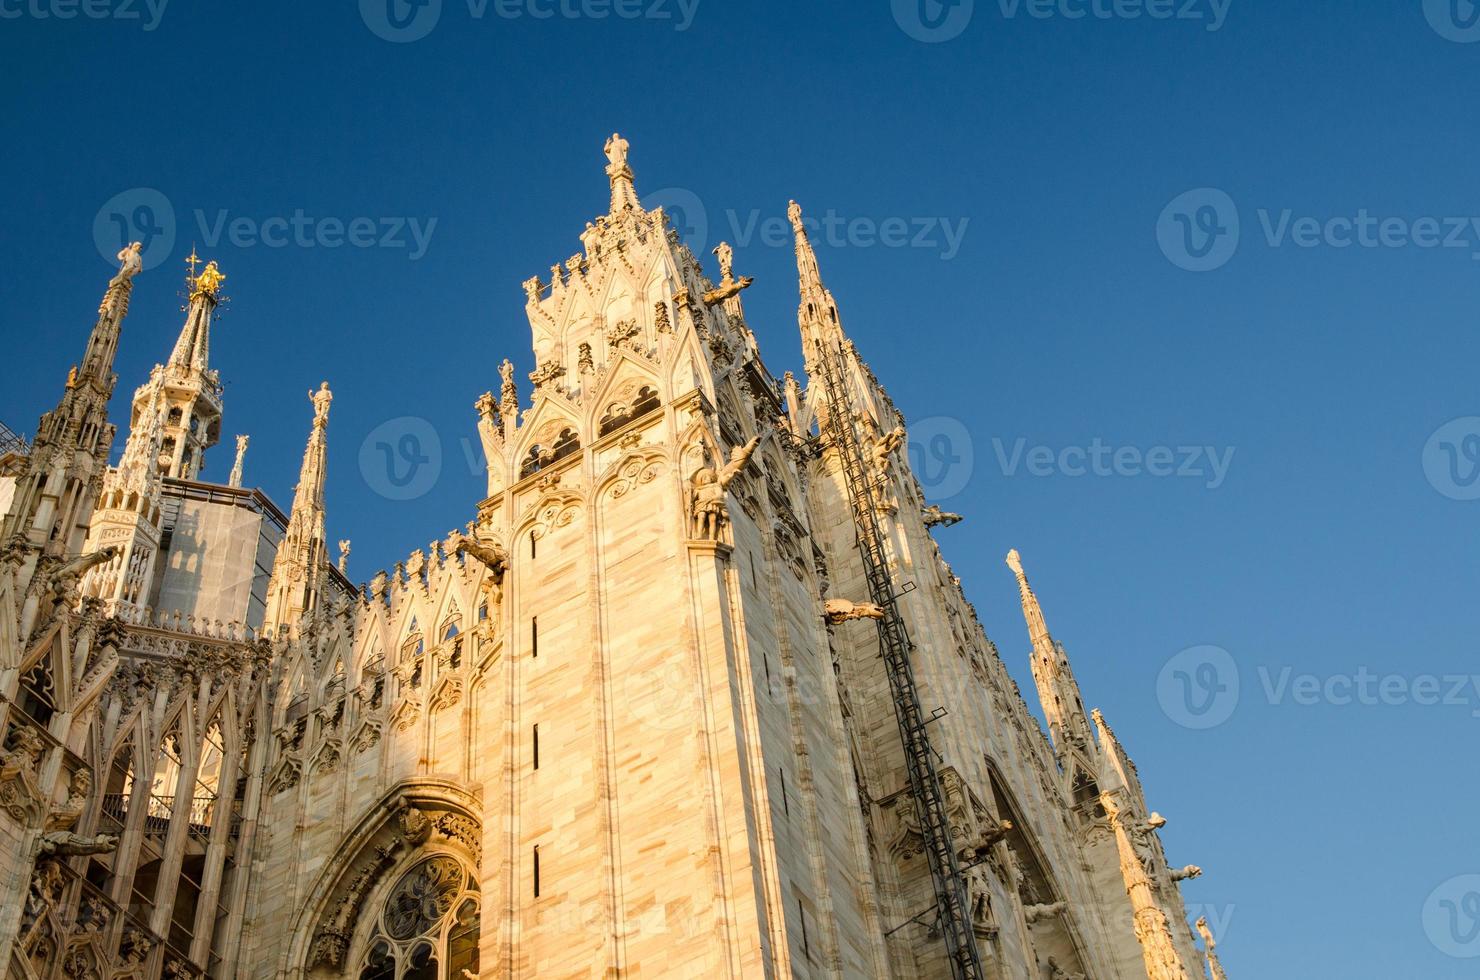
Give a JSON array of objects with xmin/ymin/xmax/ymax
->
[{"xmin": 813, "ymin": 340, "xmax": 984, "ymax": 980}]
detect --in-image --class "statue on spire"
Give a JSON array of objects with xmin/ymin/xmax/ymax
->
[
  {"xmin": 311, "ymin": 382, "xmax": 333, "ymax": 428},
  {"xmin": 604, "ymin": 133, "xmax": 630, "ymax": 171},
  {"xmin": 604, "ymin": 133, "xmax": 641, "ymax": 213},
  {"xmin": 111, "ymin": 242, "xmax": 144, "ymax": 286}
]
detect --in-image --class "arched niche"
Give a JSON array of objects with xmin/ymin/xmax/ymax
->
[{"xmin": 290, "ymin": 780, "xmax": 482, "ymax": 980}]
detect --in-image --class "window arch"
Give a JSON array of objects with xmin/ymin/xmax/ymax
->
[{"xmin": 356, "ymin": 856, "xmax": 480, "ymax": 980}]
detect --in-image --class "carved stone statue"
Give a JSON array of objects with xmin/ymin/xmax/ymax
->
[
  {"xmin": 1197, "ymin": 917, "xmax": 1230, "ymax": 980},
  {"xmin": 923, "ymin": 505, "xmax": 963, "ymax": 528},
  {"xmin": 824, "ymin": 599, "xmax": 887, "ymax": 625},
  {"xmin": 1170, "ymin": 865, "xmax": 1203, "ymax": 882},
  {"xmin": 40, "ymin": 772, "xmax": 118, "ymax": 857},
  {"xmin": 874, "ymin": 425, "xmax": 906, "ymax": 469},
  {"xmin": 310, "ymin": 382, "xmax": 333, "ymax": 427},
  {"xmin": 111, "ymin": 242, "xmax": 144, "ymax": 285},
  {"xmin": 604, "ymin": 133, "xmax": 630, "ymax": 171},
  {"xmin": 500, "ymin": 358, "xmax": 518, "ymax": 412},
  {"xmin": 338, "ymin": 540, "xmax": 352, "ymax": 574},
  {"xmin": 46, "ymin": 547, "xmax": 120, "ymax": 601},
  {"xmin": 449, "ymin": 532, "xmax": 507, "ymax": 582},
  {"xmin": 714, "ymin": 242, "xmax": 735, "ymax": 281},
  {"xmin": 690, "ymin": 436, "xmax": 762, "ymax": 541},
  {"xmin": 1024, "ymin": 900, "xmax": 1067, "ymax": 924}
]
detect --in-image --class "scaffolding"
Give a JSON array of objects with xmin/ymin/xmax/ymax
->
[
  {"xmin": 813, "ymin": 339, "xmax": 984, "ymax": 980},
  {"xmin": 0, "ymin": 421, "xmax": 27, "ymax": 458}
]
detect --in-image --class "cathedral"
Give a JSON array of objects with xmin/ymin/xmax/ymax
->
[{"xmin": 0, "ymin": 137, "xmax": 1231, "ymax": 980}]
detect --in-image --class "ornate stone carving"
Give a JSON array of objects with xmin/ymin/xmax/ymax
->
[
  {"xmin": 823, "ymin": 599, "xmax": 886, "ymax": 626},
  {"xmin": 689, "ymin": 436, "xmax": 761, "ymax": 541},
  {"xmin": 923, "ymin": 504, "xmax": 963, "ymax": 528}
]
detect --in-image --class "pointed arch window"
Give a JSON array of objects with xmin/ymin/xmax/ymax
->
[{"xmin": 355, "ymin": 857, "xmax": 480, "ymax": 980}]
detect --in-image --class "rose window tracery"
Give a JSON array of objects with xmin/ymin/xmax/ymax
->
[{"xmin": 355, "ymin": 854, "xmax": 479, "ymax": 980}]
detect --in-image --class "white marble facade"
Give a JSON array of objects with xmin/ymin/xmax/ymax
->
[{"xmin": 0, "ymin": 140, "xmax": 1222, "ymax": 980}]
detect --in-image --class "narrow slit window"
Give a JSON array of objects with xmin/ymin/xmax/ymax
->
[
  {"xmin": 533, "ymin": 724, "xmax": 540, "ymax": 770},
  {"xmin": 533, "ymin": 845, "xmax": 541, "ymax": 898},
  {"xmin": 531, "ymin": 617, "xmax": 538, "ymax": 659},
  {"xmin": 799, "ymin": 898, "xmax": 809, "ymax": 959},
  {"xmin": 530, "ymin": 533, "xmax": 537, "ymax": 560},
  {"xmin": 780, "ymin": 768, "xmax": 788, "ymax": 816}
]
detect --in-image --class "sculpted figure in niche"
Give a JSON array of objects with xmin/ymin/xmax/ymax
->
[{"xmin": 690, "ymin": 436, "xmax": 762, "ymax": 541}]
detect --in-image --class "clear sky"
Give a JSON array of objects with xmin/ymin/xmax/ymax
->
[{"xmin": 2, "ymin": 1, "xmax": 1477, "ymax": 976}]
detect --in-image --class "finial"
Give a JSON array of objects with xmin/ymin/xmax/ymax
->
[
  {"xmin": 1005, "ymin": 548, "xmax": 1025, "ymax": 578},
  {"xmin": 604, "ymin": 133, "xmax": 641, "ymax": 213},
  {"xmin": 189, "ymin": 259, "xmax": 226, "ymax": 303},
  {"xmin": 228, "ymin": 435, "xmax": 249, "ymax": 488},
  {"xmin": 714, "ymin": 242, "xmax": 736, "ymax": 282},
  {"xmin": 310, "ymin": 382, "xmax": 333, "ymax": 427},
  {"xmin": 110, "ymin": 242, "xmax": 144, "ymax": 286}
]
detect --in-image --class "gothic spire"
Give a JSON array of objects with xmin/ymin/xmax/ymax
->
[
  {"xmin": 228, "ymin": 435, "xmax": 249, "ymax": 489},
  {"xmin": 604, "ymin": 133, "xmax": 642, "ymax": 214},
  {"xmin": 168, "ymin": 249, "xmax": 224, "ymax": 373},
  {"xmin": 263, "ymin": 383, "xmax": 333, "ymax": 639},
  {"xmin": 1, "ymin": 243, "xmax": 142, "ymax": 557},
  {"xmin": 128, "ymin": 252, "xmax": 227, "ymax": 481},
  {"xmin": 1005, "ymin": 549, "xmax": 1097, "ymax": 769},
  {"xmin": 789, "ymin": 201, "xmax": 844, "ymax": 357}
]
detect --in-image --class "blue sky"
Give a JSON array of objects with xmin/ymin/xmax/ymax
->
[{"xmin": 3, "ymin": 1, "xmax": 1478, "ymax": 975}]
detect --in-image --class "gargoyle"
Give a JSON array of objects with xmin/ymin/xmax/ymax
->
[
  {"xmin": 923, "ymin": 505, "xmax": 963, "ymax": 528},
  {"xmin": 824, "ymin": 599, "xmax": 887, "ymax": 625},
  {"xmin": 449, "ymin": 532, "xmax": 508, "ymax": 582}
]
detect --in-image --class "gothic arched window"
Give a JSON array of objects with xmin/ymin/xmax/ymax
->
[{"xmin": 356, "ymin": 856, "xmax": 480, "ymax": 980}]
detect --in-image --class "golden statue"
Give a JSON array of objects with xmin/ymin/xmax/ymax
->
[{"xmin": 191, "ymin": 260, "xmax": 226, "ymax": 301}]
